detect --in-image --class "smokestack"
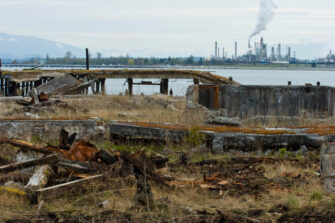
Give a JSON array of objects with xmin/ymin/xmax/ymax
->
[
  {"xmin": 288, "ymin": 47, "xmax": 291, "ymax": 60},
  {"xmin": 271, "ymin": 47, "xmax": 275, "ymax": 60},
  {"xmin": 277, "ymin": 44, "xmax": 281, "ymax": 60},
  {"xmin": 248, "ymin": 40, "xmax": 252, "ymax": 55},
  {"xmin": 235, "ymin": 41, "xmax": 237, "ymax": 59},
  {"xmin": 249, "ymin": 0, "xmax": 277, "ymax": 41},
  {"xmin": 215, "ymin": 41, "xmax": 218, "ymax": 59}
]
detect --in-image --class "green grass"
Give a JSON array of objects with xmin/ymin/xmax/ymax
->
[
  {"xmin": 310, "ymin": 191, "xmax": 323, "ymax": 201},
  {"xmin": 285, "ymin": 195, "xmax": 300, "ymax": 210}
]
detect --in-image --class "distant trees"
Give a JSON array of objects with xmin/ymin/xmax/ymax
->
[
  {"xmin": 17, "ymin": 54, "xmax": 215, "ymax": 66},
  {"xmin": 65, "ymin": 51, "xmax": 72, "ymax": 59}
]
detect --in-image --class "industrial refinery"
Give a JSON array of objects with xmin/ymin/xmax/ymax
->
[{"xmin": 212, "ymin": 37, "xmax": 296, "ymax": 64}]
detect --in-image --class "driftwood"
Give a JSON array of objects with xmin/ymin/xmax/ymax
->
[
  {"xmin": 0, "ymin": 154, "xmax": 58, "ymax": 174},
  {"xmin": 35, "ymin": 174, "xmax": 104, "ymax": 201}
]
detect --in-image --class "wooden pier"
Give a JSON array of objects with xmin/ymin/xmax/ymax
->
[{"xmin": 0, "ymin": 69, "xmax": 237, "ymax": 96}]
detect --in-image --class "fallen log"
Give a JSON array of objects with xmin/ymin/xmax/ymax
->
[
  {"xmin": 34, "ymin": 174, "xmax": 104, "ymax": 201},
  {"xmin": 0, "ymin": 154, "xmax": 58, "ymax": 174},
  {"xmin": 56, "ymin": 158, "xmax": 96, "ymax": 172},
  {"xmin": 24, "ymin": 164, "xmax": 53, "ymax": 190}
]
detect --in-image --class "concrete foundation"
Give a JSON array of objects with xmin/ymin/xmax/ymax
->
[
  {"xmin": 0, "ymin": 119, "xmax": 105, "ymax": 141},
  {"xmin": 0, "ymin": 119, "xmax": 334, "ymax": 153},
  {"xmin": 191, "ymin": 85, "xmax": 335, "ymax": 126},
  {"xmin": 107, "ymin": 122, "xmax": 332, "ymax": 152},
  {"xmin": 108, "ymin": 122, "xmax": 187, "ymax": 144}
]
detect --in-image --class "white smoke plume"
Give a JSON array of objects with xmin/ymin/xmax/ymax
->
[{"xmin": 249, "ymin": 0, "xmax": 277, "ymax": 40}]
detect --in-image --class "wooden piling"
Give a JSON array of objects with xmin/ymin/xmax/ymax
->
[
  {"xmin": 160, "ymin": 79, "xmax": 169, "ymax": 94},
  {"xmin": 95, "ymin": 80, "xmax": 100, "ymax": 93},
  {"xmin": 86, "ymin": 48, "xmax": 90, "ymax": 70},
  {"xmin": 127, "ymin": 78, "xmax": 133, "ymax": 96},
  {"xmin": 4, "ymin": 79, "xmax": 9, "ymax": 96},
  {"xmin": 0, "ymin": 78, "xmax": 3, "ymax": 95},
  {"xmin": 21, "ymin": 82, "xmax": 25, "ymax": 96},
  {"xmin": 101, "ymin": 78, "xmax": 106, "ymax": 95}
]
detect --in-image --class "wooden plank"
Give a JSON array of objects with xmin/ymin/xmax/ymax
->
[
  {"xmin": 35, "ymin": 174, "xmax": 104, "ymax": 200},
  {"xmin": 8, "ymin": 139, "xmax": 53, "ymax": 154},
  {"xmin": 0, "ymin": 154, "xmax": 58, "ymax": 174}
]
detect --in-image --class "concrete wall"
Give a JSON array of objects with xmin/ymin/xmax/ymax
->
[
  {"xmin": 0, "ymin": 119, "xmax": 105, "ymax": 141},
  {"xmin": 108, "ymin": 122, "xmax": 187, "ymax": 144},
  {"xmin": 197, "ymin": 85, "xmax": 335, "ymax": 125}
]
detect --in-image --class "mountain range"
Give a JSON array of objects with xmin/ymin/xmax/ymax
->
[{"xmin": 0, "ymin": 32, "xmax": 84, "ymax": 60}]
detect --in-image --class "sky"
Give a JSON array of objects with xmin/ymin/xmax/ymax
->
[{"xmin": 1, "ymin": 0, "xmax": 335, "ymax": 58}]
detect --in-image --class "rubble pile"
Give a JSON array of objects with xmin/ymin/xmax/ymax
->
[{"xmin": 0, "ymin": 129, "xmax": 169, "ymax": 207}]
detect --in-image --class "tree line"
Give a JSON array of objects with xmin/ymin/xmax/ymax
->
[{"xmin": 12, "ymin": 52, "xmax": 237, "ymax": 66}]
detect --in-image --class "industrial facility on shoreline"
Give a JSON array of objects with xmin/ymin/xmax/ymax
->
[{"xmin": 212, "ymin": 37, "xmax": 335, "ymax": 65}]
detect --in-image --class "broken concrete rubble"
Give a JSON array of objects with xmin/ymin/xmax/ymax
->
[{"xmin": 35, "ymin": 75, "xmax": 80, "ymax": 96}]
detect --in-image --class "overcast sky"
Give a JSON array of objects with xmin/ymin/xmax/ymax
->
[{"xmin": 1, "ymin": 0, "xmax": 335, "ymax": 57}]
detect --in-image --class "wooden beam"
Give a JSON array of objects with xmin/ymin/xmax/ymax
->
[
  {"xmin": 0, "ymin": 154, "xmax": 58, "ymax": 174},
  {"xmin": 35, "ymin": 174, "xmax": 104, "ymax": 200},
  {"xmin": 7, "ymin": 139, "xmax": 53, "ymax": 155}
]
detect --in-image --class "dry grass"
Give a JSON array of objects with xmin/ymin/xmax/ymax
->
[
  {"xmin": 0, "ymin": 95, "xmax": 199, "ymax": 125},
  {"xmin": 0, "ymin": 154, "xmax": 333, "ymax": 222}
]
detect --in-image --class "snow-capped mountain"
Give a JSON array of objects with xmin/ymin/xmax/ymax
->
[{"xmin": 0, "ymin": 32, "xmax": 84, "ymax": 59}]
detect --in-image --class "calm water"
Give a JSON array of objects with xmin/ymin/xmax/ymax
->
[
  {"xmin": 104, "ymin": 69, "xmax": 335, "ymax": 96},
  {"xmin": 3, "ymin": 67, "xmax": 335, "ymax": 96}
]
